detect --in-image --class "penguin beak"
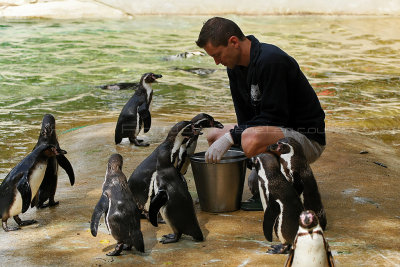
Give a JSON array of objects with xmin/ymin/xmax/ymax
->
[
  {"xmin": 55, "ymin": 147, "xmax": 67, "ymax": 155},
  {"xmin": 152, "ymin": 74, "xmax": 162, "ymax": 81},
  {"xmin": 213, "ymin": 120, "xmax": 224, "ymax": 129}
]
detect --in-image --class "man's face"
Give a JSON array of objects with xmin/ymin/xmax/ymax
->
[{"xmin": 203, "ymin": 38, "xmax": 240, "ymax": 69}]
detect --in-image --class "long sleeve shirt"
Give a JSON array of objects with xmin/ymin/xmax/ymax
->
[{"xmin": 228, "ymin": 35, "xmax": 326, "ymax": 146}]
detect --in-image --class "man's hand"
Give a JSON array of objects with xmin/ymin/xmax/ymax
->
[{"xmin": 205, "ymin": 133, "xmax": 234, "ymax": 163}]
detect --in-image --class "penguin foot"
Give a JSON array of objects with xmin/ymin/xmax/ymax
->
[
  {"xmin": 266, "ymin": 244, "xmax": 291, "ymax": 254},
  {"xmin": 37, "ymin": 200, "xmax": 60, "ymax": 209},
  {"xmin": 2, "ymin": 222, "xmax": 20, "ymax": 232},
  {"xmin": 107, "ymin": 243, "xmax": 123, "ymax": 256},
  {"xmin": 160, "ymin": 233, "xmax": 181, "ymax": 244},
  {"xmin": 13, "ymin": 215, "xmax": 37, "ymax": 226},
  {"xmin": 18, "ymin": 220, "xmax": 37, "ymax": 226},
  {"xmin": 131, "ymin": 138, "xmax": 149, "ymax": 147},
  {"xmin": 122, "ymin": 244, "xmax": 132, "ymax": 251}
]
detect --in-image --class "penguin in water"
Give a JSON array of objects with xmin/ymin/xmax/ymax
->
[
  {"xmin": 0, "ymin": 143, "xmax": 64, "ymax": 231},
  {"xmin": 90, "ymin": 154, "xmax": 144, "ymax": 256},
  {"xmin": 253, "ymin": 153, "xmax": 303, "ymax": 254},
  {"xmin": 128, "ymin": 121, "xmax": 197, "ymax": 217},
  {"xmin": 33, "ymin": 114, "xmax": 75, "ymax": 208},
  {"xmin": 285, "ymin": 210, "xmax": 335, "ymax": 267},
  {"xmin": 268, "ymin": 137, "xmax": 327, "ymax": 230},
  {"xmin": 97, "ymin": 82, "xmax": 140, "ymax": 90},
  {"xmin": 176, "ymin": 113, "xmax": 223, "ymax": 175},
  {"xmin": 148, "ymin": 141, "xmax": 204, "ymax": 244},
  {"xmin": 115, "ymin": 72, "xmax": 162, "ymax": 146}
]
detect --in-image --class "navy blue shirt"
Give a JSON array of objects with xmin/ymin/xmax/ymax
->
[{"xmin": 228, "ymin": 35, "xmax": 326, "ymax": 146}]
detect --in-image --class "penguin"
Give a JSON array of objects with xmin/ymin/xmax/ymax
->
[
  {"xmin": 33, "ymin": 114, "xmax": 75, "ymax": 208},
  {"xmin": 285, "ymin": 210, "xmax": 335, "ymax": 267},
  {"xmin": 114, "ymin": 72, "xmax": 162, "ymax": 146},
  {"xmin": 148, "ymin": 143, "xmax": 204, "ymax": 244},
  {"xmin": 128, "ymin": 121, "xmax": 197, "ymax": 217},
  {"xmin": 253, "ymin": 153, "xmax": 303, "ymax": 254},
  {"xmin": 267, "ymin": 137, "xmax": 327, "ymax": 230},
  {"xmin": 176, "ymin": 113, "xmax": 223, "ymax": 175},
  {"xmin": 97, "ymin": 82, "xmax": 140, "ymax": 90},
  {"xmin": 162, "ymin": 51, "xmax": 205, "ymax": 61},
  {"xmin": 0, "ymin": 143, "xmax": 63, "ymax": 231},
  {"xmin": 90, "ymin": 154, "xmax": 144, "ymax": 256}
]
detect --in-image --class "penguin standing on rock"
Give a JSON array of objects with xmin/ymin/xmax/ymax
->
[
  {"xmin": 268, "ymin": 137, "xmax": 327, "ymax": 230},
  {"xmin": 253, "ymin": 153, "xmax": 303, "ymax": 254},
  {"xmin": 115, "ymin": 72, "xmax": 162, "ymax": 146},
  {"xmin": 285, "ymin": 210, "xmax": 335, "ymax": 267},
  {"xmin": 33, "ymin": 114, "xmax": 75, "ymax": 208},
  {"xmin": 148, "ymin": 141, "xmax": 204, "ymax": 244},
  {"xmin": 128, "ymin": 121, "xmax": 197, "ymax": 217},
  {"xmin": 90, "ymin": 154, "xmax": 144, "ymax": 256},
  {"xmin": 0, "ymin": 143, "xmax": 63, "ymax": 231}
]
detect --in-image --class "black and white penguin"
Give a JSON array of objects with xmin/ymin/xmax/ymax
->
[
  {"xmin": 90, "ymin": 154, "xmax": 144, "ymax": 256},
  {"xmin": 128, "ymin": 121, "xmax": 196, "ymax": 217},
  {"xmin": 253, "ymin": 153, "xmax": 303, "ymax": 254},
  {"xmin": 0, "ymin": 143, "xmax": 63, "ymax": 231},
  {"xmin": 33, "ymin": 114, "xmax": 75, "ymax": 208},
  {"xmin": 268, "ymin": 137, "xmax": 327, "ymax": 230},
  {"xmin": 285, "ymin": 210, "xmax": 335, "ymax": 267},
  {"xmin": 114, "ymin": 72, "xmax": 162, "ymax": 146},
  {"xmin": 162, "ymin": 51, "xmax": 205, "ymax": 61},
  {"xmin": 176, "ymin": 113, "xmax": 223, "ymax": 175},
  {"xmin": 148, "ymin": 143, "xmax": 204, "ymax": 244},
  {"xmin": 97, "ymin": 82, "xmax": 140, "ymax": 90}
]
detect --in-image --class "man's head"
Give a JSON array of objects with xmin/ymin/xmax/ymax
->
[{"xmin": 196, "ymin": 17, "xmax": 247, "ymax": 69}]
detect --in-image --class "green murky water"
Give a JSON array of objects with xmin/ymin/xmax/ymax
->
[{"xmin": 1, "ymin": 16, "xmax": 399, "ymax": 178}]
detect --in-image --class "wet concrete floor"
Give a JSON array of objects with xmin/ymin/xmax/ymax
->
[{"xmin": 0, "ymin": 120, "xmax": 399, "ymax": 266}]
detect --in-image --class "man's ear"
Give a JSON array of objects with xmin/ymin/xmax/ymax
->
[{"xmin": 228, "ymin": 36, "xmax": 240, "ymax": 48}]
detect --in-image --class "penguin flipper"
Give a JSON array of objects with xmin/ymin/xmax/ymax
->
[
  {"xmin": 263, "ymin": 199, "xmax": 280, "ymax": 242},
  {"xmin": 114, "ymin": 120, "xmax": 124, "ymax": 144},
  {"xmin": 149, "ymin": 190, "xmax": 168, "ymax": 227},
  {"xmin": 31, "ymin": 193, "xmax": 38, "ymax": 208},
  {"xmin": 90, "ymin": 194, "xmax": 109, "ymax": 237},
  {"xmin": 133, "ymin": 231, "xmax": 145, "ymax": 253},
  {"xmin": 57, "ymin": 154, "xmax": 75, "ymax": 186},
  {"xmin": 17, "ymin": 174, "xmax": 32, "ymax": 213},
  {"xmin": 138, "ymin": 103, "xmax": 151, "ymax": 133}
]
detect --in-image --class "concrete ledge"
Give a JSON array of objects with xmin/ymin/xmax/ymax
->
[{"xmin": 0, "ymin": 121, "xmax": 399, "ymax": 266}]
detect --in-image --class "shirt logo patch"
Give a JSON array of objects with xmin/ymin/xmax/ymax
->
[{"xmin": 251, "ymin": 84, "xmax": 261, "ymax": 103}]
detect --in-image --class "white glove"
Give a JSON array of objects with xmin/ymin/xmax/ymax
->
[{"xmin": 205, "ymin": 133, "xmax": 234, "ymax": 163}]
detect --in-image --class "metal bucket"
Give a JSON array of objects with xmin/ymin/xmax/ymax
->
[{"xmin": 190, "ymin": 150, "xmax": 247, "ymax": 212}]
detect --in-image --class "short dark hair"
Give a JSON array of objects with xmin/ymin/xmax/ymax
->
[{"xmin": 196, "ymin": 17, "xmax": 245, "ymax": 48}]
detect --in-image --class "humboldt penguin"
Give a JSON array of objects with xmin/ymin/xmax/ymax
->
[
  {"xmin": 97, "ymin": 82, "xmax": 140, "ymax": 90},
  {"xmin": 268, "ymin": 137, "xmax": 327, "ymax": 230},
  {"xmin": 0, "ymin": 143, "xmax": 63, "ymax": 231},
  {"xmin": 176, "ymin": 113, "xmax": 223, "ymax": 175},
  {"xmin": 148, "ymin": 143, "xmax": 204, "ymax": 244},
  {"xmin": 285, "ymin": 210, "xmax": 335, "ymax": 267},
  {"xmin": 253, "ymin": 153, "xmax": 303, "ymax": 254},
  {"xmin": 162, "ymin": 51, "xmax": 205, "ymax": 61},
  {"xmin": 128, "ymin": 121, "xmax": 196, "ymax": 218},
  {"xmin": 115, "ymin": 72, "xmax": 162, "ymax": 146},
  {"xmin": 91, "ymin": 154, "xmax": 144, "ymax": 256},
  {"xmin": 33, "ymin": 114, "xmax": 75, "ymax": 208}
]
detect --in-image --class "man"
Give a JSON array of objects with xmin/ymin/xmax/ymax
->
[{"xmin": 196, "ymin": 17, "xmax": 326, "ymax": 210}]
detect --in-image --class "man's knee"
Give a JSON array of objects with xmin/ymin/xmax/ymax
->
[
  {"xmin": 241, "ymin": 129, "xmax": 259, "ymax": 157},
  {"xmin": 241, "ymin": 127, "xmax": 284, "ymax": 158}
]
